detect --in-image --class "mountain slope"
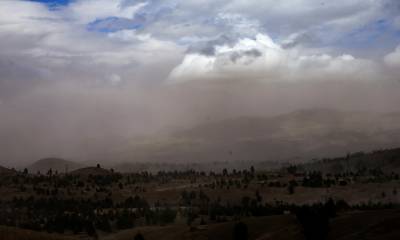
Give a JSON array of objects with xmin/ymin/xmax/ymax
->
[{"xmin": 300, "ymin": 147, "xmax": 400, "ymax": 173}]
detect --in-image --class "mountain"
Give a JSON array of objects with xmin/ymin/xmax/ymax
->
[
  {"xmin": 28, "ymin": 158, "xmax": 84, "ymax": 174},
  {"xmin": 105, "ymin": 109, "xmax": 400, "ymax": 166}
]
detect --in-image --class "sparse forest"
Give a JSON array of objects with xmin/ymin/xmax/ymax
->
[{"xmin": 1, "ymin": 148, "xmax": 400, "ymax": 239}]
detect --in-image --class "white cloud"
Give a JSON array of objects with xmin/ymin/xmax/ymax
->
[
  {"xmin": 214, "ymin": 13, "xmax": 261, "ymax": 37},
  {"xmin": 384, "ymin": 45, "xmax": 400, "ymax": 68},
  {"xmin": 0, "ymin": 1, "xmax": 65, "ymax": 36},
  {"xmin": 0, "ymin": 0, "xmax": 183, "ymax": 83},
  {"xmin": 168, "ymin": 33, "xmax": 378, "ymax": 83},
  {"xmin": 0, "ymin": 0, "xmax": 397, "ymax": 88}
]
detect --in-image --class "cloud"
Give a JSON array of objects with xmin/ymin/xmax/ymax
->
[
  {"xmin": 0, "ymin": 1, "xmax": 64, "ymax": 36},
  {"xmin": 108, "ymin": 73, "xmax": 122, "ymax": 86},
  {"xmin": 67, "ymin": 0, "xmax": 148, "ymax": 24},
  {"xmin": 281, "ymin": 31, "xmax": 319, "ymax": 48},
  {"xmin": 0, "ymin": 0, "xmax": 184, "ymax": 90},
  {"xmin": 394, "ymin": 16, "xmax": 400, "ymax": 30},
  {"xmin": 168, "ymin": 33, "xmax": 379, "ymax": 83},
  {"xmin": 87, "ymin": 17, "xmax": 142, "ymax": 32},
  {"xmin": 0, "ymin": 0, "xmax": 397, "ymax": 93},
  {"xmin": 384, "ymin": 45, "xmax": 400, "ymax": 68}
]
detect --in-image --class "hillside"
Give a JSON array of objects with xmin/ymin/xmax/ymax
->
[
  {"xmin": 299, "ymin": 148, "xmax": 400, "ymax": 173},
  {"xmin": 28, "ymin": 158, "xmax": 84, "ymax": 174},
  {"xmin": 106, "ymin": 109, "xmax": 400, "ymax": 166}
]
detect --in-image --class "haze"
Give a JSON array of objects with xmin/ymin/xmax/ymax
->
[{"xmin": 1, "ymin": 0, "xmax": 400, "ymax": 167}]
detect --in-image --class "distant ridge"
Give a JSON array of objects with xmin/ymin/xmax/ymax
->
[
  {"xmin": 299, "ymin": 147, "xmax": 400, "ymax": 173},
  {"xmin": 28, "ymin": 158, "xmax": 84, "ymax": 174}
]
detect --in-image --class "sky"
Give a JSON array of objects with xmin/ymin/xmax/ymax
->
[{"xmin": 1, "ymin": 0, "xmax": 400, "ymax": 165}]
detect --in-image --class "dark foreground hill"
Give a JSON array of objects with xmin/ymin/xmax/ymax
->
[{"xmin": 28, "ymin": 158, "xmax": 84, "ymax": 174}]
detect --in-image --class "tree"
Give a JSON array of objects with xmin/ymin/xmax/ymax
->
[
  {"xmin": 250, "ymin": 166, "xmax": 255, "ymax": 175},
  {"xmin": 233, "ymin": 222, "xmax": 248, "ymax": 240}
]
